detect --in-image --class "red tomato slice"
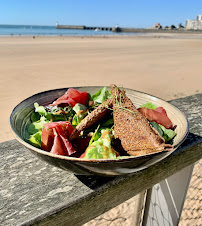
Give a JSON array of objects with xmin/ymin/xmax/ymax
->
[{"xmin": 138, "ymin": 107, "xmax": 173, "ymax": 129}]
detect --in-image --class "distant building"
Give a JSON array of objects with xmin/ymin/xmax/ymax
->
[
  {"xmin": 197, "ymin": 15, "xmax": 202, "ymax": 21},
  {"xmin": 153, "ymin": 23, "xmax": 162, "ymax": 29},
  {"xmin": 186, "ymin": 15, "xmax": 202, "ymax": 30}
]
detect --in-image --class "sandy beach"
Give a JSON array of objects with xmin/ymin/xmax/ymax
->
[{"xmin": 1, "ymin": 34, "xmax": 202, "ymax": 142}]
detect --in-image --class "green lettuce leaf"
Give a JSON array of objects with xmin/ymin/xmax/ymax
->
[
  {"xmin": 72, "ymin": 103, "xmax": 88, "ymax": 127},
  {"xmin": 139, "ymin": 102, "xmax": 157, "ymax": 110},
  {"xmin": 84, "ymin": 129, "xmax": 117, "ymax": 159},
  {"xmin": 53, "ymin": 114, "xmax": 68, "ymax": 121},
  {"xmin": 91, "ymin": 87, "xmax": 112, "ymax": 104},
  {"xmin": 28, "ymin": 116, "xmax": 50, "ymax": 135},
  {"xmin": 101, "ymin": 118, "xmax": 114, "ymax": 127},
  {"xmin": 51, "ymin": 105, "xmax": 74, "ymax": 121},
  {"xmin": 72, "ymin": 113, "xmax": 87, "ymax": 127},
  {"xmin": 149, "ymin": 121, "xmax": 164, "ymax": 137},
  {"xmin": 158, "ymin": 124, "xmax": 177, "ymax": 143},
  {"xmin": 30, "ymin": 111, "xmax": 40, "ymax": 122},
  {"xmin": 88, "ymin": 118, "xmax": 114, "ymax": 143},
  {"xmin": 88, "ymin": 125, "xmax": 100, "ymax": 146},
  {"xmin": 34, "ymin": 103, "xmax": 52, "ymax": 120},
  {"xmin": 73, "ymin": 103, "xmax": 87, "ymax": 113},
  {"xmin": 28, "ymin": 130, "xmax": 42, "ymax": 148},
  {"xmin": 150, "ymin": 121, "xmax": 176, "ymax": 143}
]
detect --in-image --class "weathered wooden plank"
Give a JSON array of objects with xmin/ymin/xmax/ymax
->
[
  {"xmin": 23, "ymin": 137, "xmax": 202, "ymax": 226},
  {"xmin": 0, "ymin": 94, "xmax": 201, "ymax": 226}
]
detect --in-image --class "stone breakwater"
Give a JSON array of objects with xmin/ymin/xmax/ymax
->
[{"xmin": 56, "ymin": 24, "xmax": 202, "ymax": 33}]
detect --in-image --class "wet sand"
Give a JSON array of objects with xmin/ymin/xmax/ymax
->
[{"xmin": 1, "ymin": 34, "xmax": 202, "ymax": 141}]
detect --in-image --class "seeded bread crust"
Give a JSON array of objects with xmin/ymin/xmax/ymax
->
[{"xmin": 110, "ymin": 84, "xmax": 173, "ymax": 156}]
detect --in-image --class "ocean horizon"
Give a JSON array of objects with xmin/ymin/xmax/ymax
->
[{"xmin": 0, "ymin": 24, "xmax": 141, "ymax": 36}]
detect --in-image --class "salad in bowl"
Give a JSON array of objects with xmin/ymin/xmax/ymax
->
[
  {"xmin": 27, "ymin": 84, "xmax": 177, "ymax": 159},
  {"xmin": 10, "ymin": 85, "xmax": 188, "ymax": 175}
]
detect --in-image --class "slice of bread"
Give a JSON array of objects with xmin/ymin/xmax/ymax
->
[
  {"xmin": 110, "ymin": 84, "xmax": 173, "ymax": 156},
  {"xmin": 69, "ymin": 98, "xmax": 113, "ymax": 141}
]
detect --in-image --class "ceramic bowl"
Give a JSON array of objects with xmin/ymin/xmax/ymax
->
[{"xmin": 10, "ymin": 86, "xmax": 188, "ymax": 176}]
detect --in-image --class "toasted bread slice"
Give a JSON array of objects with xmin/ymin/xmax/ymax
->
[
  {"xmin": 69, "ymin": 98, "xmax": 113, "ymax": 141},
  {"xmin": 110, "ymin": 84, "xmax": 173, "ymax": 156}
]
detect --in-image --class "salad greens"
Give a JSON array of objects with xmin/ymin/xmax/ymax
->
[
  {"xmin": 139, "ymin": 102, "xmax": 157, "ymax": 110},
  {"xmin": 91, "ymin": 86, "xmax": 112, "ymax": 104},
  {"xmin": 29, "ymin": 131, "xmax": 42, "ymax": 148},
  {"xmin": 158, "ymin": 124, "xmax": 177, "ymax": 143},
  {"xmin": 27, "ymin": 87, "xmax": 113, "ymax": 147},
  {"xmin": 88, "ymin": 124, "xmax": 100, "ymax": 146},
  {"xmin": 88, "ymin": 117, "xmax": 114, "ymax": 145},
  {"xmin": 28, "ymin": 116, "xmax": 49, "ymax": 135},
  {"xmin": 150, "ymin": 122, "xmax": 176, "ymax": 143},
  {"xmin": 34, "ymin": 103, "xmax": 52, "ymax": 120},
  {"xmin": 28, "ymin": 103, "xmax": 74, "ymax": 146},
  {"xmin": 28, "ymin": 104, "xmax": 52, "ymax": 146},
  {"xmin": 72, "ymin": 103, "xmax": 88, "ymax": 127},
  {"xmin": 139, "ymin": 101, "xmax": 176, "ymax": 143},
  {"xmin": 83, "ymin": 129, "xmax": 118, "ymax": 159}
]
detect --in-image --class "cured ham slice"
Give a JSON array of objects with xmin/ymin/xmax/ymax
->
[
  {"xmin": 137, "ymin": 107, "xmax": 173, "ymax": 129},
  {"xmin": 41, "ymin": 121, "xmax": 75, "ymax": 156},
  {"xmin": 41, "ymin": 125, "xmax": 54, "ymax": 152},
  {"xmin": 50, "ymin": 88, "xmax": 89, "ymax": 107},
  {"xmin": 54, "ymin": 123, "xmax": 75, "ymax": 155},
  {"xmin": 110, "ymin": 84, "xmax": 173, "ymax": 156},
  {"xmin": 50, "ymin": 128, "xmax": 66, "ymax": 155}
]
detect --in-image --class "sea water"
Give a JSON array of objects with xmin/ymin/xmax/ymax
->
[{"xmin": 0, "ymin": 24, "xmax": 138, "ymax": 36}]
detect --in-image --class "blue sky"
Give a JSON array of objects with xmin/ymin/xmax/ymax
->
[{"xmin": 1, "ymin": 0, "xmax": 202, "ymax": 28}]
